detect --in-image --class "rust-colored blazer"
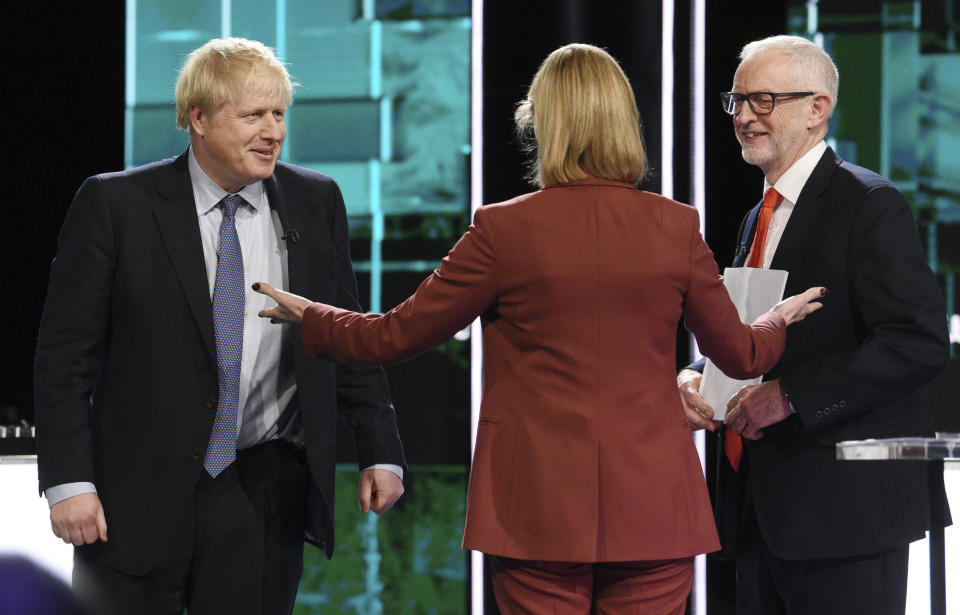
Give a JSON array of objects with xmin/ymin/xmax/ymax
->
[{"xmin": 302, "ymin": 177, "xmax": 786, "ymax": 562}]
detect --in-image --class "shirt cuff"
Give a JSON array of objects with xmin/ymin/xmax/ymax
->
[
  {"xmin": 362, "ymin": 464, "xmax": 404, "ymax": 482},
  {"xmin": 45, "ymin": 482, "xmax": 97, "ymax": 508}
]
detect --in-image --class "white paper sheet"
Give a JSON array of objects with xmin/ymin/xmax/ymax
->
[{"xmin": 699, "ymin": 267, "xmax": 788, "ymax": 420}]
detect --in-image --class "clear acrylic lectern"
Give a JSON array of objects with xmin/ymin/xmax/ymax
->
[{"xmin": 837, "ymin": 434, "xmax": 959, "ymax": 615}]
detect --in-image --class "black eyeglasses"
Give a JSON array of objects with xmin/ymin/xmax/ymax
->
[{"xmin": 720, "ymin": 91, "xmax": 815, "ymax": 115}]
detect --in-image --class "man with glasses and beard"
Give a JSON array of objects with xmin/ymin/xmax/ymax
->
[{"xmin": 678, "ymin": 35, "xmax": 949, "ymax": 615}]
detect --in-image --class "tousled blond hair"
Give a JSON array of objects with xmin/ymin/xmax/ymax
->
[
  {"xmin": 514, "ymin": 44, "xmax": 647, "ymax": 187},
  {"xmin": 175, "ymin": 37, "xmax": 296, "ymax": 130}
]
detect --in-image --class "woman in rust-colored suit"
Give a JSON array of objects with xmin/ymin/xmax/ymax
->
[{"xmin": 255, "ymin": 44, "xmax": 824, "ymax": 614}]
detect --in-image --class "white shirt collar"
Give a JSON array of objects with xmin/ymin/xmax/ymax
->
[
  {"xmin": 188, "ymin": 147, "xmax": 265, "ymax": 216},
  {"xmin": 763, "ymin": 140, "xmax": 827, "ymax": 205}
]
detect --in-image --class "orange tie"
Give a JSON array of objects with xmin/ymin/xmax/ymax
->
[
  {"xmin": 746, "ymin": 187, "xmax": 780, "ymax": 268},
  {"xmin": 725, "ymin": 187, "xmax": 780, "ymax": 471}
]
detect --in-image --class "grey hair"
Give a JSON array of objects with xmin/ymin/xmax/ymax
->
[{"xmin": 740, "ymin": 35, "xmax": 838, "ymax": 118}]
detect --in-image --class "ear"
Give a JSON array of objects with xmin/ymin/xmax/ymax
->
[
  {"xmin": 807, "ymin": 93, "xmax": 832, "ymax": 130},
  {"xmin": 189, "ymin": 106, "xmax": 208, "ymax": 137}
]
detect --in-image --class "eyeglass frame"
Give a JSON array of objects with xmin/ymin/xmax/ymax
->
[{"xmin": 720, "ymin": 91, "xmax": 816, "ymax": 116}]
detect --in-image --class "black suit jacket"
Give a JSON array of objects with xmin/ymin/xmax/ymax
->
[
  {"xmin": 707, "ymin": 147, "xmax": 949, "ymax": 560},
  {"xmin": 34, "ymin": 152, "xmax": 406, "ymax": 574}
]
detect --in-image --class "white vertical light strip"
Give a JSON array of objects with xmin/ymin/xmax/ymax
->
[
  {"xmin": 469, "ymin": 2, "xmax": 484, "ymax": 614},
  {"xmin": 369, "ymin": 19, "xmax": 384, "ymax": 313},
  {"xmin": 661, "ymin": 0, "xmax": 675, "ymax": 200},
  {"xmin": 124, "ymin": 0, "xmax": 136, "ymax": 169},
  {"xmin": 276, "ymin": 0, "xmax": 286, "ymax": 56},
  {"xmin": 221, "ymin": 0, "xmax": 231, "ymax": 37},
  {"xmin": 470, "ymin": 548, "xmax": 484, "ymax": 615},
  {"xmin": 369, "ymin": 159, "xmax": 383, "ymax": 313},
  {"xmin": 380, "ymin": 98, "xmax": 393, "ymax": 162},
  {"xmin": 687, "ymin": 0, "xmax": 705, "ymax": 360},
  {"xmin": 370, "ymin": 20, "xmax": 382, "ymax": 98},
  {"xmin": 690, "ymin": 0, "xmax": 708, "ymax": 613},
  {"xmin": 688, "ymin": 0, "xmax": 706, "ymax": 367},
  {"xmin": 692, "ymin": 0, "xmax": 706, "ymax": 238}
]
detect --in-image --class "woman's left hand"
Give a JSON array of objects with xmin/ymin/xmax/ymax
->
[{"xmin": 252, "ymin": 282, "xmax": 311, "ymax": 324}]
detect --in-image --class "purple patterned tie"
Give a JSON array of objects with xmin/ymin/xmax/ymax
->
[{"xmin": 205, "ymin": 194, "xmax": 245, "ymax": 477}]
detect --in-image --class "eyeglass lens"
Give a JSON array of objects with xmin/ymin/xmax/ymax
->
[{"xmin": 722, "ymin": 92, "xmax": 774, "ymax": 114}]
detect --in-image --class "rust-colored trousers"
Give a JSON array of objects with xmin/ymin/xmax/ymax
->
[{"xmin": 489, "ymin": 556, "xmax": 694, "ymax": 615}]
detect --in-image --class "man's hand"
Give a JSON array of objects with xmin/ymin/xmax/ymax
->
[
  {"xmin": 678, "ymin": 369, "xmax": 718, "ymax": 431},
  {"xmin": 358, "ymin": 469, "xmax": 404, "ymax": 515},
  {"xmin": 50, "ymin": 493, "xmax": 107, "ymax": 546},
  {"xmin": 724, "ymin": 379, "xmax": 792, "ymax": 440}
]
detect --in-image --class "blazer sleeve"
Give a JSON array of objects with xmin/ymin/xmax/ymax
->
[
  {"xmin": 681, "ymin": 210, "xmax": 787, "ymax": 380},
  {"xmin": 302, "ymin": 205, "xmax": 499, "ymax": 365},
  {"xmin": 682, "ymin": 206, "xmax": 759, "ymax": 375},
  {"xmin": 320, "ymin": 179, "xmax": 406, "ymax": 469},
  {"xmin": 34, "ymin": 177, "xmax": 115, "ymax": 491},
  {"xmin": 781, "ymin": 186, "xmax": 949, "ymax": 430}
]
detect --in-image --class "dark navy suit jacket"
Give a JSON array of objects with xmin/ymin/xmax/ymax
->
[
  {"xmin": 704, "ymin": 147, "xmax": 949, "ymax": 559},
  {"xmin": 35, "ymin": 151, "xmax": 406, "ymax": 574}
]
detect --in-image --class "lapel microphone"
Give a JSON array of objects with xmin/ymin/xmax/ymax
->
[{"xmin": 280, "ymin": 229, "xmax": 300, "ymax": 244}]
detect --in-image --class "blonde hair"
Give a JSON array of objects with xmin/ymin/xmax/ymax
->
[
  {"xmin": 175, "ymin": 37, "xmax": 296, "ymax": 130},
  {"xmin": 740, "ymin": 35, "xmax": 838, "ymax": 119},
  {"xmin": 514, "ymin": 43, "xmax": 647, "ymax": 187}
]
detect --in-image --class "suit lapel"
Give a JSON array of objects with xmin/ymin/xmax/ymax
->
[
  {"xmin": 734, "ymin": 204, "xmax": 762, "ymax": 267},
  {"xmin": 151, "ymin": 152, "xmax": 216, "ymax": 361},
  {"xmin": 264, "ymin": 172, "xmax": 309, "ymax": 296},
  {"xmin": 769, "ymin": 148, "xmax": 839, "ymax": 271}
]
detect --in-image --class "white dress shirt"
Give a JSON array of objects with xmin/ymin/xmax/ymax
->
[
  {"xmin": 746, "ymin": 140, "xmax": 828, "ymax": 268},
  {"xmin": 190, "ymin": 150, "xmax": 300, "ymax": 449},
  {"xmin": 742, "ymin": 140, "xmax": 827, "ymax": 415}
]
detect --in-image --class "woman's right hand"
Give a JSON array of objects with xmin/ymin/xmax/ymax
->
[
  {"xmin": 771, "ymin": 287, "xmax": 827, "ymax": 325},
  {"xmin": 253, "ymin": 282, "xmax": 312, "ymax": 324}
]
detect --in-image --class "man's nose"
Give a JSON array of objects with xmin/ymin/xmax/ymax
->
[
  {"xmin": 260, "ymin": 116, "xmax": 283, "ymax": 141},
  {"xmin": 733, "ymin": 101, "xmax": 757, "ymax": 124}
]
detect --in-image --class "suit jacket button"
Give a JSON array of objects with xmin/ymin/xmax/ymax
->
[
  {"xmin": 831, "ymin": 404, "xmax": 839, "ymax": 412},
  {"xmin": 192, "ymin": 450, "xmax": 203, "ymax": 461},
  {"xmin": 206, "ymin": 398, "xmax": 217, "ymax": 409}
]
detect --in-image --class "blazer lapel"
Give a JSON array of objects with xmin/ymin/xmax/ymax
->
[
  {"xmin": 734, "ymin": 204, "xmax": 762, "ymax": 267},
  {"xmin": 769, "ymin": 148, "xmax": 839, "ymax": 271},
  {"xmin": 151, "ymin": 152, "xmax": 216, "ymax": 361},
  {"xmin": 264, "ymin": 173, "xmax": 309, "ymax": 296}
]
